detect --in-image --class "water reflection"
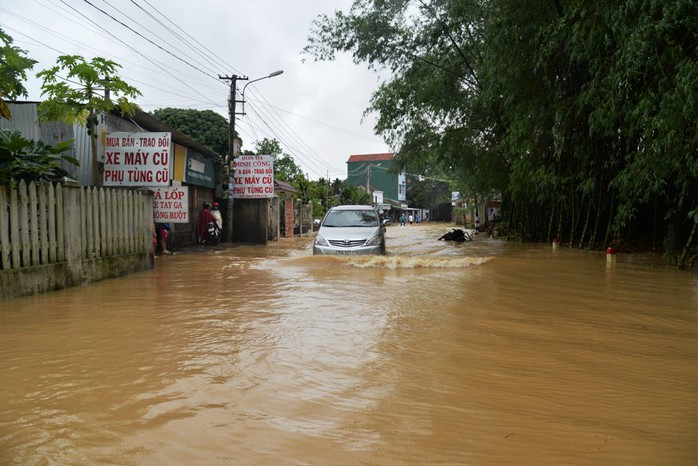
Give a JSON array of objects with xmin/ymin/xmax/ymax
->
[{"xmin": 1, "ymin": 223, "xmax": 697, "ymax": 465}]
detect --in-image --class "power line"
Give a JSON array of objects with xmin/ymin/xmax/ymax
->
[
  {"xmin": 244, "ymin": 105, "xmax": 327, "ymax": 179},
  {"xmin": 9, "ymin": 1, "xmax": 226, "ymax": 109},
  {"xmin": 80, "ymin": 0, "xmax": 219, "ymax": 81},
  {"xmin": 245, "ymin": 88, "xmax": 338, "ymax": 173},
  {"xmin": 270, "ymin": 103, "xmax": 386, "ymax": 144},
  {"xmin": 3, "ymin": 1, "xmax": 383, "ymax": 181},
  {"xmin": 100, "ymin": 0, "xmax": 221, "ymax": 77},
  {"xmin": 133, "ymin": 0, "xmax": 239, "ymax": 74}
]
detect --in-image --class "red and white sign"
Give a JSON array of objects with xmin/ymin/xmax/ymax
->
[
  {"xmin": 152, "ymin": 186, "xmax": 189, "ymax": 223},
  {"xmin": 103, "ymin": 132, "xmax": 171, "ymax": 186},
  {"xmin": 232, "ymin": 155, "xmax": 275, "ymax": 199}
]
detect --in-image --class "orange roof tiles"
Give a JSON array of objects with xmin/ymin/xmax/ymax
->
[{"xmin": 346, "ymin": 153, "xmax": 394, "ymax": 163}]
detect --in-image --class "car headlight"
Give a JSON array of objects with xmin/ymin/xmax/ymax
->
[
  {"xmin": 365, "ymin": 234, "xmax": 382, "ymax": 246},
  {"xmin": 315, "ymin": 235, "xmax": 329, "ymax": 246}
]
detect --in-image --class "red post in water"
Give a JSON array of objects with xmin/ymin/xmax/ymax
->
[{"xmin": 606, "ymin": 247, "xmax": 617, "ymax": 263}]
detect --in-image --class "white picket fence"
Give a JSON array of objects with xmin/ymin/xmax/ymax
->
[{"xmin": 1, "ymin": 179, "xmax": 151, "ymax": 272}]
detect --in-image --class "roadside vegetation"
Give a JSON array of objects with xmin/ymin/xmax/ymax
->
[
  {"xmin": 151, "ymin": 108, "xmax": 228, "ymax": 157},
  {"xmin": 304, "ymin": 0, "xmax": 698, "ymax": 268},
  {"xmin": 0, "ymin": 29, "xmax": 78, "ymax": 188},
  {"xmin": 1, "ymin": 28, "xmax": 139, "ymax": 187}
]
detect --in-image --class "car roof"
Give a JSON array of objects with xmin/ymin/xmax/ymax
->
[{"xmin": 329, "ymin": 205, "xmax": 376, "ymax": 211}]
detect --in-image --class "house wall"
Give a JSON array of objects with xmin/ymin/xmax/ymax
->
[
  {"xmin": 293, "ymin": 200, "xmax": 313, "ymax": 235},
  {"xmin": 1, "ymin": 102, "xmax": 89, "ymax": 184},
  {"xmin": 233, "ymin": 199, "xmax": 268, "ymax": 244},
  {"xmin": 347, "ymin": 160, "xmax": 400, "ymax": 201}
]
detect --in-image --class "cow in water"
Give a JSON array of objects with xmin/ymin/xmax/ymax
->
[{"xmin": 438, "ymin": 228, "xmax": 472, "ymax": 242}]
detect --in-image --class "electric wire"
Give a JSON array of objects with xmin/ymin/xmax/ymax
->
[
  {"xmin": 242, "ymin": 107, "xmax": 328, "ymax": 179},
  {"xmin": 2, "ymin": 2, "xmax": 232, "ymax": 144},
  {"xmin": 90, "ymin": 0, "xmax": 322, "ymax": 165},
  {"xmin": 32, "ymin": 0, "xmax": 224, "ymax": 108},
  {"xmin": 80, "ymin": 0, "xmax": 219, "ymax": 82},
  {"xmin": 239, "ymin": 86, "xmax": 347, "ymax": 178},
  {"xmin": 270, "ymin": 103, "xmax": 386, "ymax": 144},
  {"xmin": 1, "ymin": 25, "xmax": 64, "ymax": 55},
  {"xmin": 244, "ymin": 88, "xmax": 336, "ymax": 172},
  {"xmin": 241, "ymin": 113, "xmax": 344, "ymax": 179},
  {"xmin": 100, "ymin": 0, "xmax": 223, "ymax": 78},
  {"xmin": 132, "ymin": 0, "xmax": 240, "ymax": 74},
  {"xmin": 3, "ymin": 0, "xmax": 389, "ymax": 180}
]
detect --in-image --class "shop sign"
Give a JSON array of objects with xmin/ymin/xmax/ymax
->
[
  {"xmin": 232, "ymin": 155, "xmax": 274, "ymax": 199},
  {"xmin": 152, "ymin": 186, "xmax": 189, "ymax": 223},
  {"xmin": 104, "ymin": 132, "xmax": 171, "ymax": 186}
]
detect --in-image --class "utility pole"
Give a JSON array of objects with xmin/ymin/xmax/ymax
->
[{"xmin": 218, "ymin": 74, "xmax": 248, "ymax": 242}]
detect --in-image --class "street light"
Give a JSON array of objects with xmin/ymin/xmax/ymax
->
[
  {"xmin": 239, "ymin": 70, "xmax": 284, "ymax": 115},
  {"xmin": 218, "ymin": 69, "xmax": 284, "ymax": 242}
]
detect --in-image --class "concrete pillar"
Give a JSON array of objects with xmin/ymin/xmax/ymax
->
[
  {"xmin": 284, "ymin": 198, "xmax": 294, "ymax": 237},
  {"xmin": 137, "ymin": 188, "xmax": 155, "ymax": 268},
  {"xmin": 60, "ymin": 178, "xmax": 83, "ymax": 286}
]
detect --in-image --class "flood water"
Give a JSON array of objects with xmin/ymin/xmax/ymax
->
[{"xmin": 1, "ymin": 223, "xmax": 697, "ymax": 465}]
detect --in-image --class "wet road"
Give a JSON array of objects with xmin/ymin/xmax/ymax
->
[{"xmin": 1, "ymin": 223, "xmax": 697, "ymax": 465}]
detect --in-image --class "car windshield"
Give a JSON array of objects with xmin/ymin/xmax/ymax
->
[{"xmin": 323, "ymin": 209, "xmax": 379, "ymax": 227}]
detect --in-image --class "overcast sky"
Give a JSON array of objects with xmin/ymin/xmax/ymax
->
[{"xmin": 0, "ymin": 0, "xmax": 391, "ymax": 180}]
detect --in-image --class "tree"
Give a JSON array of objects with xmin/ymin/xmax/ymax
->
[
  {"xmin": 338, "ymin": 181, "xmax": 371, "ymax": 205},
  {"xmin": 305, "ymin": 0, "xmax": 698, "ymax": 267},
  {"xmin": 406, "ymin": 176, "xmax": 452, "ymax": 211},
  {"xmin": 275, "ymin": 154, "xmax": 303, "ymax": 183},
  {"xmin": 0, "ymin": 129, "xmax": 78, "ymax": 188},
  {"xmin": 252, "ymin": 137, "xmax": 305, "ymax": 186},
  {"xmin": 151, "ymin": 108, "xmax": 228, "ymax": 157},
  {"xmin": 308, "ymin": 177, "xmax": 331, "ymax": 216},
  {"xmin": 37, "ymin": 55, "xmax": 141, "ymax": 186},
  {"xmin": 0, "ymin": 28, "xmax": 37, "ymax": 120},
  {"xmin": 0, "ymin": 32, "xmax": 79, "ymax": 187},
  {"xmin": 254, "ymin": 137, "xmax": 282, "ymax": 157}
]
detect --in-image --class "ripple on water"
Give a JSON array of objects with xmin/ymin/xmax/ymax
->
[{"xmin": 347, "ymin": 255, "xmax": 494, "ymax": 269}]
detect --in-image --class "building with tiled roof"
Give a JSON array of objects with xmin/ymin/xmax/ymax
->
[{"xmin": 346, "ymin": 153, "xmax": 406, "ymax": 205}]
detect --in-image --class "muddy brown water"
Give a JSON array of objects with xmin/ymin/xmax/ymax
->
[{"xmin": 1, "ymin": 223, "xmax": 697, "ymax": 465}]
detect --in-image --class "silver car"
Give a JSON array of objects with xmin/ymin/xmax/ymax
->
[{"xmin": 313, "ymin": 205, "xmax": 386, "ymax": 255}]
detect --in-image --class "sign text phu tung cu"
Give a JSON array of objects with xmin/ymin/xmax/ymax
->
[
  {"xmin": 232, "ymin": 155, "xmax": 275, "ymax": 199},
  {"xmin": 103, "ymin": 132, "xmax": 171, "ymax": 187}
]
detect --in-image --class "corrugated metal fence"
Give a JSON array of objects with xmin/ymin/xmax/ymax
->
[{"xmin": 1, "ymin": 180, "xmax": 150, "ymax": 271}]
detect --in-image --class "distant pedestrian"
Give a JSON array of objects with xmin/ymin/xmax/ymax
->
[
  {"xmin": 399, "ymin": 213, "xmax": 407, "ymax": 226},
  {"xmin": 408, "ymin": 214, "xmax": 414, "ymax": 225}
]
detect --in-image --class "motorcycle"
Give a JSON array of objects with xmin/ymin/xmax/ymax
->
[{"xmin": 206, "ymin": 222, "xmax": 221, "ymax": 245}]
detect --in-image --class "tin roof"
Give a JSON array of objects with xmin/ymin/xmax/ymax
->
[{"xmin": 274, "ymin": 179, "xmax": 296, "ymax": 193}]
